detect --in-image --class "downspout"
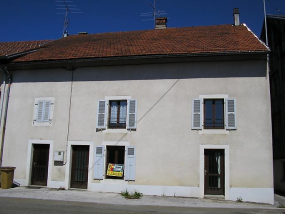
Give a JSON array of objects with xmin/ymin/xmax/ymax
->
[{"xmin": 0, "ymin": 66, "xmax": 12, "ymax": 167}]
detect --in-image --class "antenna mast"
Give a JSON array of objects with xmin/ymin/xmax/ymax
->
[
  {"xmin": 56, "ymin": 0, "xmax": 83, "ymax": 37},
  {"xmin": 141, "ymin": 0, "xmax": 167, "ymax": 28}
]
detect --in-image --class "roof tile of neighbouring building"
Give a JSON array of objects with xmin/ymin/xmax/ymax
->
[
  {"xmin": 12, "ymin": 24, "xmax": 268, "ymax": 63},
  {"xmin": 0, "ymin": 40, "xmax": 52, "ymax": 57}
]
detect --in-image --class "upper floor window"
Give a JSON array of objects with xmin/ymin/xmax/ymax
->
[
  {"xmin": 96, "ymin": 98, "xmax": 137, "ymax": 130},
  {"xmin": 109, "ymin": 100, "xmax": 127, "ymax": 129},
  {"xmin": 192, "ymin": 97, "xmax": 236, "ymax": 130},
  {"xmin": 204, "ymin": 99, "xmax": 224, "ymax": 129},
  {"xmin": 33, "ymin": 97, "xmax": 54, "ymax": 126}
]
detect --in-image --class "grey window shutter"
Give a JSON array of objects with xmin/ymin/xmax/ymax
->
[
  {"xmin": 226, "ymin": 98, "xmax": 236, "ymax": 130},
  {"xmin": 43, "ymin": 101, "xmax": 51, "ymax": 122},
  {"xmin": 192, "ymin": 98, "xmax": 202, "ymax": 130},
  {"xmin": 36, "ymin": 101, "xmax": 44, "ymax": 122},
  {"xmin": 93, "ymin": 146, "xmax": 104, "ymax": 180},
  {"xmin": 96, "ymin": 100, "xmax": 107, "ymax": 129},
  {"xmin": 127, "ymin": 99, "xmax": 137, "ymax": 130},
  {"xmin": 125, "ymin": 146, "xmax": 136, "ymax": 181}
]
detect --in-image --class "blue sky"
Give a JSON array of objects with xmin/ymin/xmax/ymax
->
[{"xmin": 0, "ymin": 0, "xmax": 285, "ymax": 42}]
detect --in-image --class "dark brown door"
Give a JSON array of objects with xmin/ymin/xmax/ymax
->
[
  {"xmin": 70, "ymin": 145, "xmax": 89, "ymax": 189},
  {"xmin": 204, "ymin": 149, "xmax": 225, "ymax": 195},
  {"xmin": 31, "ymin": 144, "xmax": 50, "ymax": 186}
]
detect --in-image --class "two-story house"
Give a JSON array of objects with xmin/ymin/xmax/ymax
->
[{"xmin": 0, "ymin": 14, "xmax": 273, "ymax": 204}]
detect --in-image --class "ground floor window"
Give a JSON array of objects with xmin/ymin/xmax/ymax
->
[
  {"xmin": 94, "ymin": 145, "xmax": 136, "ymax": 181},
  {"xmin": 105, "ymin": 146, "xmax": 125, "ymax": 179}
]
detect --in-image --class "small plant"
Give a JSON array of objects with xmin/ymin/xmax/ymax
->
[
  {"xmin": 236, "ymin": 197, "xmax": 243, "ymax": 202},
  {"xmin": 278, "ymin": 203, "xmax": 285, "ymax": 208},
  {"xmin": 121, "ymin": 189, "xmax": 143, "ymax": 199},
  {"xmin": 121, "ymin": 189, "xmax": 130, "ymax": 198}
]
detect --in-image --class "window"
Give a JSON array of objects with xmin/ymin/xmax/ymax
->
[
  {"xmin": 204, "ymin": 99, "xmax": 224, "ymax": 129},
  {"xmin": 33, "ymin": 97, "xmax": 54, "ymax": 126},
  {"xmin": 105, "ymin": 146, "xmax": 125, "ymax": 179},
  {"xmin": 192, "ymin": 97, "xmax": 236, "ymax": 130},
  {"xmin": 96, "ymin": 99, "xmax": 137, "ymax": 130},
  {"xmin": 93, "ymin": 146, "xmax": 136, "ymax": 181},
  {"xmin": 109, "ymin": 101, "xmax": 127, "ymax": 128}
]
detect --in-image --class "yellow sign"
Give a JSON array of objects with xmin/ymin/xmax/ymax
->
[{"xmin": 107, "ymin": 163, "xmax": 124, "ymax": 177}]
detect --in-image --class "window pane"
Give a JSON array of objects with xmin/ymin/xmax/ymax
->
[
  {"xmin": 110, "ymin": 101, "xmax": 118, "ymax": 124},
  {"xmin": 119, "ymin": 101, "xmax": 127, "ymax": 123},
  {"xmin": 204, "ymin": 100, "xmax": 213, "ymax": 128},
  {"xmin": 215, "ymin": 100, "xmax": 223, "ymax": 128}
]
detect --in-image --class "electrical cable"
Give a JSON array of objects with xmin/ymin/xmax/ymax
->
[{"xmin": 267, "ymin": 0, "xmax": 283, "ymax": 14}]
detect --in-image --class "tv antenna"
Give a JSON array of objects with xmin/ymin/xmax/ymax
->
[
  {"xmin": 141, "ymin": 0, "xmax": 167, "ymax": 28},
  {"xmin": 56, "ymin": 0, "xmax": 83, "ymax": 37}
]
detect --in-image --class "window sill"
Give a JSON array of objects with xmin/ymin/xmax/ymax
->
[
  {"xmin": 101, "ymin": 179, "xmax": 128, "ymax": 184},
  {"xmin": 103, "ymin": 129, "xmax": 129, "ymax": 134},
  {"xmin": 199, "ymin": 129, "xmax": 229, "ymax": 135},
  {"xmin": 32, "ymin": 121, "xmax": 52, "ymax": 126}
]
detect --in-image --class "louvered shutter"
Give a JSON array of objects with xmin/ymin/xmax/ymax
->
[
  {"xmin": 36, "ymin": 101, "xmax": 44, "ymax": 122},
  {"xmin": 127, "ymin": 99, "xmax": 137, "ymax": 130},
  {"xmin": 96, "ymin": 100, "xmax": 107, "ymax": 129},
  {"xmin": 43, "ymin": 101, "xmax": 51, "ymax": 122},
  {"xmin": 192, "ymin": 98, "xmax": 202, "ymax": 130},
  {"xmin": 125, "ymin": 146, "xmax": 136, "ymax": 181},
  {"xmin": 93, "ymin": 146, "xmax": 104, "ymax": 180},
  {"xmin": 225, "ymin": 98, "xmax": 236, "ymax": 130}
]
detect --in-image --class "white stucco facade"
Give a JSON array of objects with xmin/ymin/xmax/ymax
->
[{"xmin": 1, "ymin": 56, "xmax": 274, "ymax": 204}]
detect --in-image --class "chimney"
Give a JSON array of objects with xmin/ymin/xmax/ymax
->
[
  {"xmin": 155, "ymin": 17, "xmax": 167, "ymax": 29},
  {"xmin": 63, "ymin": 31, "xmax": 69, "ymax": 38},
  {"xmin": 233, "ymin": 8, "xmax": 240, "ymax": 26}
]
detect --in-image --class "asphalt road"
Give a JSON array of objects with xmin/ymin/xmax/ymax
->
[{"xmin": 0, "ymin": 197, "xmax": 283, "ymax": 214}]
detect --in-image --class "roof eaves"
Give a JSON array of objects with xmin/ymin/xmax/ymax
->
[
  {"xmin": 11, "ymin": 50, "xmax": 270, "ymax": 65},
  {"xmin": 267, "ymin": 15, "xmax": 285, "ymax": 20}
]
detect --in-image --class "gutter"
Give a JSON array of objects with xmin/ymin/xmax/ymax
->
[
  {"xmin": 8, "ymin": 50, "xmax": 270, "ymax": 71},
  {"xmin": 0, "ymin": 66, "xmax": 12, "ymax": 167}
]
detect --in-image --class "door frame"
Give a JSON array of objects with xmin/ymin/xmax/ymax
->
[
  {"xmin": 27, "ymin": 140, "xmax": 53, "ymax": 186},
  {"xmin": 65, "ymin": 141, "xmax": 93, "ymax": 190},
  {"xmin": 200, "ymin": 145, "xmax": 229, "ymax": 200}
]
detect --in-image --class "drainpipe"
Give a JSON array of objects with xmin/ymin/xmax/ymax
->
[{"xmin": 0, "ymin": 66, "xmax": 12, "ymax": 167}]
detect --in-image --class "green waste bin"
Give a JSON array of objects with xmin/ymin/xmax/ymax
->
[{"xmin": 0, "ymin": 167, "xmax": 16, "ymax": 189}]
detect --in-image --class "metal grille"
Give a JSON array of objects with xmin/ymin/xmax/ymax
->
[
  {"xmin": 71, "ymin": 145, "xmax": 89, "ymax": 189},
  {"xmin": 31, "ymin": 144, "xmax": 50, "ymax": 186}
]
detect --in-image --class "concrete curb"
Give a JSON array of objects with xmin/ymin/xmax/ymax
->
[{"xmin": 0, "ymin": 187, "xmax": 283, "ymax": 209}]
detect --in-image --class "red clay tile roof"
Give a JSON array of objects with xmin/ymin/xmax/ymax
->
[
  {"xmin": 0, "ymin": 40, "xmax": 51, "ymax": 57},
  {"xmin": 13, "ymin": 24, "xmax": 268, "ymax": 63}
]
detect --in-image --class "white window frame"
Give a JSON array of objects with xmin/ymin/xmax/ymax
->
[
  {"xmin": 96, "ymin": 96, "xmax": 137, "ymax": 132},
  {"xmin": 93, "ymin": 141, "xmax": 136, "ymax": 182},
  {"xmin": 197, "ymin": 95, "xmax": 231, "ymax": 134},
  {"xmin": 33, "ymin": 97, "xmax": 54, "ymax": 126}
]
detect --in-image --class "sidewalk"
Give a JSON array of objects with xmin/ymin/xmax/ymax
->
[{"xmin": 0, "ymin": 186, "xmax": 284, "ymax": 209}]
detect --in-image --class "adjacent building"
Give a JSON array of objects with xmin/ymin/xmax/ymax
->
[{"xmin": 261, "ymin": 15, "xmax": 285, "ymax": 195}]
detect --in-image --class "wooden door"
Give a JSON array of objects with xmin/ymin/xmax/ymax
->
[
  {"xmin": 204, "ymin": 149, "xmax": 225, "ymax": 195},
  {"xmin": 70, "ymin": 145, "xmax": 89, "ymax": 189},
  {"xmin": 31, "ymin": 144, "xmax": 50, "ymax": 186}
]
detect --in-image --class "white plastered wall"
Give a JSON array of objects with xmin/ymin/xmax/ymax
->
[{"xmin": 1, "ymin": 59, "xmax": 274, "ymax": 204}]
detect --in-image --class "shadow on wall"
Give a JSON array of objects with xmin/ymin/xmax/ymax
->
[{"xmin": 11, "ymin": 60, "xmax": 267, "ymax": 83}]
